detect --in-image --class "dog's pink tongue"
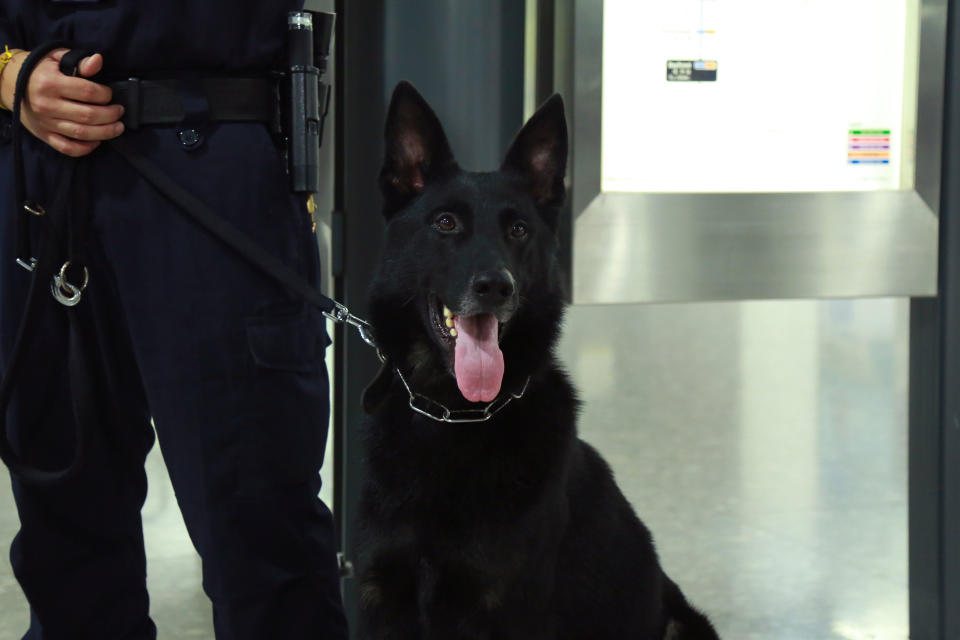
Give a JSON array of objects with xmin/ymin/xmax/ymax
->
[{"xmin": 453, "ymin": 314, "xmax": 504, "ymax": 403}]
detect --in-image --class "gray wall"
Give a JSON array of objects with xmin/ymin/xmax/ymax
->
[{"xmin": 383, "ymin": 0, "xmax": 525, "ymax": 170}]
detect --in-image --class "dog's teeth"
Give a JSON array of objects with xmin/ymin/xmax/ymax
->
[
  {"xmin": 450, "ymin": 328, "xmax": 458, "ymax": 337},
  {"xmin": 443, "ymin": 305, "xmax": 452, "ymax": 318},
  {"xmin": 445, "ymin": 317, "xmax": 454, "ymax": 328}
]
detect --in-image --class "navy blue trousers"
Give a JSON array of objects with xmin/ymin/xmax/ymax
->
[{"xmin": 0, "ymin": 122, "xmax": 348, "ymax": 639}]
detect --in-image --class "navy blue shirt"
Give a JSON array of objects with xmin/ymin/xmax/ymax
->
[{"xmin": 0, "ymin": 1, "xmax": 304, "ymax": 75}]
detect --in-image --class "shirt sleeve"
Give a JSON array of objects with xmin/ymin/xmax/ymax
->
[{"xmin": 0, "ymin": 1, "xmax": 28, "ymax": 49}]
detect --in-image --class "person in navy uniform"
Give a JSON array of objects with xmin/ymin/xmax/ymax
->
[{"xmin": 0, "ymin": 2, "xmax": 348, "ymax": 638}]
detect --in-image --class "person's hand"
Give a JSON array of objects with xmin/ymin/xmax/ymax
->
[{"xmin": 0, "ymin": 49, "xmax": 125, "ymax": 157}]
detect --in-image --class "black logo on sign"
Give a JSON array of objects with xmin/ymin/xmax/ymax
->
[{"xmin": 667, "ymin": 60, "xmax": 718, "ymax": 82}]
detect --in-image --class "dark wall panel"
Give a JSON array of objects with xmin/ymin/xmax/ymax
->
[
  {"xmin": 383, "ymin": 0, "xmax": 524, "ymax": 170},
  {"xmin": 335, "ymin": 0, "xmax": 385, "ymax": 631},
  {"xmin": 909, "ymin": 1, "xmax": 960, "ymax": 638}
]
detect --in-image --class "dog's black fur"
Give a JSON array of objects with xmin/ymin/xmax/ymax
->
[{"xmin": 356, "ymin": 82, "xmax": 720, "ymax": 640}]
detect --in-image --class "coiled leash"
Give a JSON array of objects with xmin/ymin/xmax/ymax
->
[{"xmin": 0, "ymin": 42, "xmax": 98, "ymax": 484}]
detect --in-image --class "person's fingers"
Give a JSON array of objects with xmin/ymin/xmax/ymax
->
[
  {"xmin": 20, "ymin": 50, "xmax": 117, "ymax": 158},
  {"xmin": 28, "ymin": 94, "xmax": 122, "ymax": 125},
  {"xmin": 49, "ymin": 117, "xmax": 124, "ymax": 141},
  {"xmin": 57, "ymin": 75, "xmax": 113, "ymax": 105},
  {"xmin": 38, "ymin": 100, "xmax": 124, "ymax": 126},
  {"xmin": 39, "ymin": 131, "xmax": 100, "ymax": 158},
  {"xmin": 45, "ymin": 50, "xmax": 103, "ymax": 78},
  {"xmin": 77, "ymin": 53, "xmax": 103, "ymax": 78}
]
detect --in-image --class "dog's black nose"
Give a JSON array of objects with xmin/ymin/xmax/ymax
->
[{"xmin": 471, "ymin": 269, "xmax": 516, "ymax": 303}]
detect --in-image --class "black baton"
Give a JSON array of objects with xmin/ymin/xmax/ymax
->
[{"xmin": 286, "ymin": 10, "xmax": 335, "ymax": 194}]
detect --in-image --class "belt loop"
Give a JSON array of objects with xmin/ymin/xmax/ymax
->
[
  {"xmin": 177, "ymin": 76, "xmax": 209, "ymax": 151},
  {"xmin": 268, "ymin": 71, "xmax": 283, "ymax": 137},
  {"xmin": 124, "ymin": 77, "xmax": 141, "ymax": 131}
]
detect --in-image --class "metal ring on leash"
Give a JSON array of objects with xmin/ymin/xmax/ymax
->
[
  {"xmin": 22, "ymin": 201, "xmax": 45, "ymax": 216},
  {"xmin": 51, "ymin": 261, "xmax": 89, "ymax": 307}
]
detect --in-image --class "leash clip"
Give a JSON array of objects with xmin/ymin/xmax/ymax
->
[
  {"xmin": 16, "ymin": 257, "xmax": 37, "ymax": 272},
  {"xmin": 325, "ymin": 302, "xmax": 384, "ymax": 361},
  {"xmin": 50, "ymin": 261, "xmax": 89, "ymax": 307}
]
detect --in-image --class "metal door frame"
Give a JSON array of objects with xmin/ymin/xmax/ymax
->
[
  {"xmin": 564, "ymin": 0, "xmax": 944, "ymax": 305},
  {"xmin": 909, "ymin": 2, "xmax": 960, "ymax": 637},
  {"xmin": 333, "ymin": 1, "xmax": 386, "ymax": 629}
]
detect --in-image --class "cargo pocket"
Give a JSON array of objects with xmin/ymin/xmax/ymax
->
[
  {"xmin": 240, "ymin": 302, "xmax": 332, "ymax": 493},
  {"xmin": 245, "ymin": 302, "xmax": 329, "ymax": 374}
]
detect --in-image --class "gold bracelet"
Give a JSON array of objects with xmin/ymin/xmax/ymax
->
[{"xmin": 0, "ymin": 46, "xmax": 26, "ymax": 111}]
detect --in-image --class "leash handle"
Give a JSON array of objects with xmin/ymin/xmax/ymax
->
[{"xmin": 0, "ymin": 46, "xmax": 100, "ymax": 485}]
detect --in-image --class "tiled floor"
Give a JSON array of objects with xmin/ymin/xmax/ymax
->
[
  {"xmin": 0, "ymin": 298, "xmax": 908, "ymax": 639},
  {"xmin": 558, "ymin": 299, "xmax": 908, "ymax": 640}
]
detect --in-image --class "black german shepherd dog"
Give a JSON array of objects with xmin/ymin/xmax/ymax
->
[{"xmin": 356, "ymin": 82, "xmax": 720, "ymax": 640}]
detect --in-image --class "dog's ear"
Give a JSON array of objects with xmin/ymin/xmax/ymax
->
[
  {"xmin": 501, "ymin": 94, "xmax": 568, "ymax": 211},
  {"xmin": 380, "ymin": 82, "xmax": 457, "ymax": 212}
]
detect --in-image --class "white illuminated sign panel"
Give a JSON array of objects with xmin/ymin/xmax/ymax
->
[{"xmin": 602, "ymin": 0, "xmax": 918, "ymax": 193}]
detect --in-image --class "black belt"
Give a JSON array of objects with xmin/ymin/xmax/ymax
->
[{"xmin": 108, "ymin": 76, "xmax": 280, "ymax": 131}]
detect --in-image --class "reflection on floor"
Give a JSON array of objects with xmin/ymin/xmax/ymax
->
[
  {"xmin": 0, "ymin": 298, "xmax": 907, "ymax": 639},
  {"xmin": 558, "ymin": 299, "xmax": 908, "ymax": 640}
]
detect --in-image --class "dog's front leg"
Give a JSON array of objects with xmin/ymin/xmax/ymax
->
[
  {"xmin": 420, "ymin": 601, "xmax": 558, "ymax": 640},
  {"xmin": 355, "ymin": 559, "xmax": 422, "ymax": 640},
  {"xmin": 417, "ymin": 559, "xmax": 558, "ymax": 640}
]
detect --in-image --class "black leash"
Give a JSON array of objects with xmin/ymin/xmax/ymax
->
[
  {"xmin": 108, "ymin": 138, "xmax": 334, "ymax": 315},
  {"xmin": 105, "ymin": 136, "xmax": 377, "ymax": 347},
  {"xmin": 106, "ymin": 135, "xmax": 378, "ymax": 347}
]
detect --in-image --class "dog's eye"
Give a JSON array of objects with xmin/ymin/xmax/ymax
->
[
  {"xmin": 434, "ymin": 213, "xmax": 457, "ymax": 232},
  {"xmin": 510, "ymin": 221, "xmax": 528, "ymax": 239}
]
